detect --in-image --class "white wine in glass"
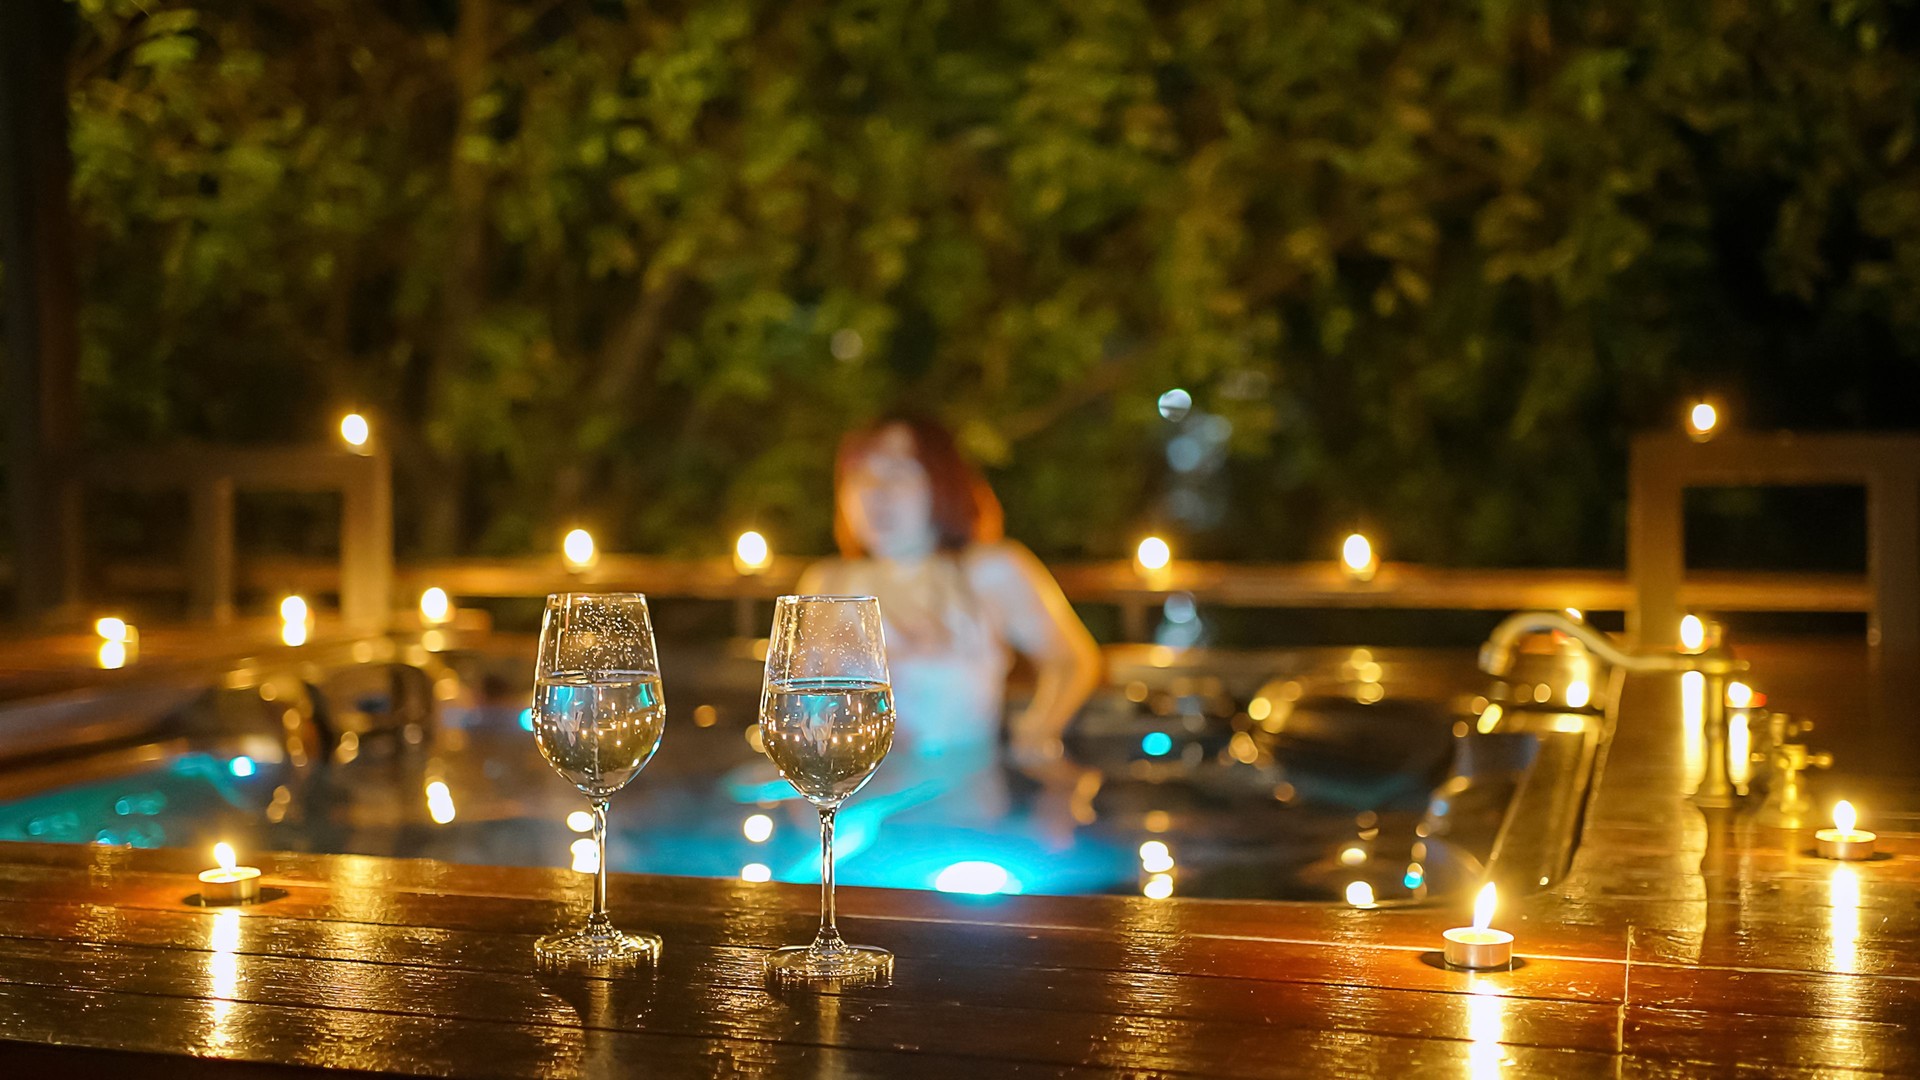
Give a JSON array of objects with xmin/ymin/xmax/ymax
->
[
  {"xmin": 760, "ymin": 595, "xmax": 896, "ymax": 985},
  {"xmin": 530, "ymin": 593, "xmax": 666, "ymax": 964},
  {"xmin": 761, "ymin": 679, "xmax": 895, "ymax": 802}
]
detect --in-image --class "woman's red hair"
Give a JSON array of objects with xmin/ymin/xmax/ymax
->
[{"xmin": 833, "ymin": 414, "xmax": 1005, "ymax": 558}]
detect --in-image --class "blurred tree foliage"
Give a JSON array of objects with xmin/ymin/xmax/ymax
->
[{"xmin": 48, "ymin": 0, "xmax": 1920, "ymax": 564}]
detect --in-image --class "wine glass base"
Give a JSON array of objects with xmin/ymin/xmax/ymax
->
[
  {"xmin": 535, "ymin": 925, "xmax": 661, "ymax": 966},
  {"xmin": 765, "ymin": 943, "xmax": 892, "ymax": 987}
]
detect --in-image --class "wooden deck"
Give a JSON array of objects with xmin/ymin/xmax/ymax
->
[{"xmin": 0, "ymin": 659, "xmax": 1915, "ymax": 1076}]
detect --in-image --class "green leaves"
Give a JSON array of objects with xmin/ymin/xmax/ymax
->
[{"xmin": 60, "ymin": 0, "xmax": 1920, "ymax": 564}]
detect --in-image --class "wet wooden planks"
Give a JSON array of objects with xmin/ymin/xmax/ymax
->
[
  {"xmin": 3, "ymin": 657, "xmax": 1918, "ymax": 1077},
  {"xmin": 0, "ymin": 833, "xmax": 1915, "ymax": 1078}
]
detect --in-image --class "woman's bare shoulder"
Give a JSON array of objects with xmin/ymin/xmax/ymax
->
[{"xmin": 961, "ymin": 540, "xmax": 1048, "ymax": 591}]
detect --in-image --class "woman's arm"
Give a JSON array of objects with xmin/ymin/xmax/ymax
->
[{"xmin": 969, "ymin": 541, "xmax": 1104, "ymax": 768}]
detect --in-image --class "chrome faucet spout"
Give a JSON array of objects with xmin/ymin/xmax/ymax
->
[
  {"xmin": 1480, "ymin": 609, "xmax": 1748, "ymax": 808},
  {"xmin": 1479, "ymin": 611, "xmax": 1682, "ymax": 676},
  {"xmin": 1481, "ymin": 610, "xmax": 1746, "ymax": 677}
]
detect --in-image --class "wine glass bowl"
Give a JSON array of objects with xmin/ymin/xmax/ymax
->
[
  {"xmin": 760, "ymin": 596, "xmax": 897, "ymax": 986},
  {"xmin": 530, "ymin": 593, "xmax": 666, "ymax": 965},
  {"xmin": 759, "ymin": 678, "xmax": 895, "ymax": 806},
  {"xmin": 532, "ymin": 674, "xmax": 665, "ymax": 800}
]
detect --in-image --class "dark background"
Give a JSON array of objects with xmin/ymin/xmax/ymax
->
[{"xmin": 4, "ymin": 0, "xmax": 1918, "ymax": 576}]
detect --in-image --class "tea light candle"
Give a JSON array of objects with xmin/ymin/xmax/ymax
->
[
  {"xmin": 199, "ymin": 842, "xmax": 260, "ymax": 904},
  {"xmin": 1443, "ymin": 883, "xmax": 1513, "ymax": 969},
  {"xmin": 1816, "ymin": 800, "xmax": 1876, "ymax": 861}
]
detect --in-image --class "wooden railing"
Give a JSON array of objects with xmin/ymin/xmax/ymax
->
[
  {"xmin": 1629, "ymin": 431, "xmax": 1920, "ymax": 734},
  {"xmin": 56, "ymin": 444, "xmax": 392, "ymax": 629},
  {"xmin": 7, "ymin": 427, "xmax": 1906, "ymax": 725},
  {"xmin": 58, "ymin": 552, "xmax": 1871, "ymax": 624}
]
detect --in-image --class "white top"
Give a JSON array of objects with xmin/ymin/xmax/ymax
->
[{"xmin": 801, "ymin": 552, "xmax": 1010, "ymax": 755}]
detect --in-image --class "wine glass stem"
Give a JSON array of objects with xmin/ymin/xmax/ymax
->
[
  {"xmin": 815, "ymin": 805, "xmax": 842, "ymax": 951},
  {"xmin": 591, "ymin": 798, "xmax": 611, "ymax": 927}
]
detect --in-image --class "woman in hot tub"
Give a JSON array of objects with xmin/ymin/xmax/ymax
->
[{"xmin": 733, "ymin": 413, "xmax": 1101, "ymax": 840}]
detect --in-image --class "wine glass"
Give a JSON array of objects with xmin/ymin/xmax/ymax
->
[
  {"xmin": 530, "ymin": 593, "xmax": 667, "ymax": 964},
  {"xmin": 760, "ymin": 595, "xmax": 896, "ymax": 984}
]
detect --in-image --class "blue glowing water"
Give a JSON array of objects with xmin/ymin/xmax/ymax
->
[{"xmin": 0, "ymin": 715, "xmax": 1136, "ymax": 898}]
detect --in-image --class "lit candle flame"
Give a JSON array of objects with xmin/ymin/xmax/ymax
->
[
  {"xmin": 1473, "ymin": 882, "xmax": 1497, "ymax": 931},
  {"xmin": 734, "ymin": 530, "xmax": 772, "ymax": 573},
  {"xmin": 425, "ymin": 780, "xmax": 456, "ymax": 824},
  {"xmin": 1136, "ymin": 536, "xmax": 1171, "ymax": 572},
  {"xmin": 419, "ymin": 587, "xmax": 451, "ymax": 624},
  {"xmin": 1835, "ymin": 800, "xmax": 1857, "ymax": 835},
  {"xmin": 1727, "ymin": 681, "xmax": 1753, "ymax": 709},
  {"xmin": 1565, "ymin": 679, "xmax": 1591, "ymax": 709},
  {"xmin": 1678, "ymin": 614, "xmax": 1706, "ymax": 652},
  {"xmin": 1341, "ymin": 532, "xmax": 1374, "ymax": 574},
  {"xmin": 214, "ymin": 842, "xmax": 237, "ymax": 873},
  {"xmin": 562, "ymin": 528, "xmax": 596, "ymax": 569}
]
